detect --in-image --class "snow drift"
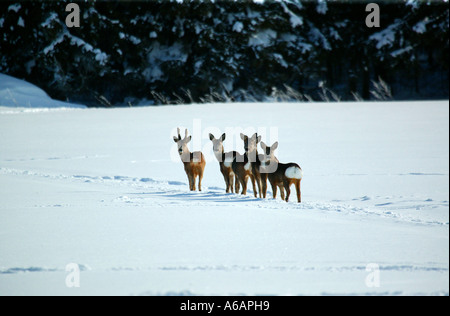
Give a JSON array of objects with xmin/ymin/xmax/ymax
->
[{"xmin": 0, "ymin": 73, "xmax": 85, "ymax": 109}]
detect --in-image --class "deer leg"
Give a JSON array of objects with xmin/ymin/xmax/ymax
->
[
  {"xmin": 199, "ymin": 165, "xmax": 206, "ymax": 192},
  {"xmin": 192, "ymin": 175, "xmax": 197, "ymax": 191},
  {"xmin": 296, "ymin": 179, "xmax": 301, "ymax": 203},
  {"xmin": 188, "ymin": 174, "xmax": 194, "ymax": 191},
  {"xmin": 223, "ymin": 173, "xmax": 230, "ymax": 193},
  {"xmin": 261, "ymin": 174, "xmax": 268, "ymax": 199},
  {"xmin": 228, "ymin": 173, "xmax": 234, "ymax": 193},
  {"xmin": 256, "ymin": 175, "xmax": 262, "ymax": 199},
  {"xmin": 235, "ymin": 176, "xmax": 240, "ymax": 194},
  {"xmin": 279, "ymin": 184, "xmax": 285, "ymax": 201},
  {"xmin": 284, "ymin": 180, "xmax": 291, "ymax": 202},
  {"xmin": 250, "ymin": 175, "xmax": 257, "ymax": 198},
  {"xmin": 242, "ymin": 175, "xmax": 248, "ymax": 195},
  {"xmin": 271, "ymin": 182, "xmax": 277, "ymax": 200},
  {"xmin": 198, "ymin": 172, "xmax": 204, "ymax": 192}
]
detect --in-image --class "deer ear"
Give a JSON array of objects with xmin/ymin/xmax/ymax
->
[
  {"xmin": 257, "ymin": 135, "xmax": 262, "ymax": 143},
  {"xmin": 272, "ymin": 141, "xmax": 279, "ymax": 150},
  {"xmin": 187, "ymin": 136, "xmax": 192, "ymax": 143},
  {"xmin": 209, "ymin": 133, "xmax": 214, "ymax": 141},
  {"xmin": 240, "ymin": 133, "xmax": 245, "ymax": 140},
  {"xmin": 221, "ymin": 133, "xmax": 226, "ymax": 141},
  {"xmin": 173, "ymin": 136, "xmax": 179, "ymax": 143},
  {"xmin": 260, "ymin": 141, "xmax": 267, "ymax": 150}
]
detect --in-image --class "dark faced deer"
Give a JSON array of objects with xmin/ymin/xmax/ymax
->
[
  {"xmin": 232, "ymin": 133, "xmax": 263, "ymax": 198},
  {"xmin": 209, "ymin": 133, "xmax": 241, "ymax": 194},
  {"xmin": 260, "ymin": 141, "xmax": 303, "ymax": 203},
  {"xmin": 173, "ymin": 128, "xmax": 206, "ymax": 191}
]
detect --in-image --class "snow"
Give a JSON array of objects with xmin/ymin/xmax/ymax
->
[
  {"xmin": 273, "ymin": 53, "xmax": 288, "ymax": 68},
  {"xmin": 281, "ymin": 33, "xmax": 313, "ymax": 54},
  {"xmin": 17, "ymin": 17, "xmax": 25, "ymax": 27},
  {"xmin": 8, "ymin": 4, "xmax": 21, "ymax": 13},
  {"xmin": 25, "ymin": 60, "xmax": 36, "ymax": 74},
  {"xmin": 413, "ymin": 19, "xmax": 429, "ymax": 34},
  {"xmin": 249, "ymin": 29, "xmax": 277, "ymax": 47},
  {"xmin": 232, "ymin": 21, "xmax": 244, "ymax": 33},
  {"xmin": 0, "ymin": 79, "xmax": 448, "ymax": 295},
  {"xmin": 391, "ymin": 46, "xmax": 413, "ymax": 58},
  {"xmin": 119, "ymin": 32, "xmax": 142, "ymax": 45},
  {"xmin": 94, "ymin": 50, "xmax": 108, "ymax": 65},
  {"xmin": 129, "ymin": 36, "xmax": 141, "ymax": 45},
  {"xmin": 281, "ymin": 2, "xmax": 303, "ymax": 28},
  {"xmin": 369, "ymin": 20, "xmax": 402, "ymax": 49},
  {"xmin": 42, "ymin": 31, "xmax": 108, "ymax": 66},
  {"xmin": 406, "ymin": 0, "xmax": 420, "ymax": 9},
  {"xmin": 41, "ymin": 13, "xmax": 58, "ymax": 29},
  {"xmin": 308, "ymin": 23, "xmax": 331, "ymax": 50},
  {"xmin": 194, "ymin": 60, "xmax": 203, "ymax": 74},
  {"xmin": 316, "ymin": 0, "xmax": 328, "ymax": 15},
  {"xmin": 144, "ymin": 42, "xmax": 187, "ymax": 82},
  {"xmin": 0, "ymin": 73, "xmax": 86, "ymax": 109}
]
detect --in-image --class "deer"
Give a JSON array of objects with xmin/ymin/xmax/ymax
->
[
  {"xmin": 209, "ymin": 133, "xmax": 241, "ymax": 194},
  {"xmin": 260, "ymin": 141, "xmax": 303, "ymax": 203},
  {"xmin": 173, "ymin": 128, "xmax": 206, "ymax": 191},
  {"xmin": 232, "ymin": 133, "xmax": 263, "ymax": 198}
]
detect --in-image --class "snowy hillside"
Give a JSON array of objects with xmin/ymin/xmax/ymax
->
[
  {"xmin": 0, "ymin": 73, "xmax": 85, "ymax": 109},
  {"xmin": 0, "ymin": 100, "xmax": 448, "ymax": 295}
]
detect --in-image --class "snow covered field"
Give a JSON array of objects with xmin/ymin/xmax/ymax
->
[{"xmin": 0, "ymin": 79, "xmax": 448, "ymax": 295}]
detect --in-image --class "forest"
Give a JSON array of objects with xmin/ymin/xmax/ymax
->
[{"xmin": 0, "ymin": 0, "xmax": 448, "ymax": 107}]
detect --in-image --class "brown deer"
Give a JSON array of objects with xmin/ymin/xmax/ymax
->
[
  {"xmin": 173, "ymin": 128, "xmax": 206, "ymax": 191},
  {"xmin": 260, "ymin": 141, "xmax": 303, "ymax": 203},
  {"xmin": 209, "ymin": 133, "xmax": 240, "ymax": 194},
  {"xmin": 232, "ymin": 133, "xmax": 263, "ymax": 198}
]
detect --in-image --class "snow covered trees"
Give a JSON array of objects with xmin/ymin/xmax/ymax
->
[{"xmin": 0, "ymin": 0, "xmax": 448, "ymax": 106}]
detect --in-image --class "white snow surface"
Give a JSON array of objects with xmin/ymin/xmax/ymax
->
[
  {"xmin": 0, "ymin": 99, "xmax": 448, "ymax": 296},
  {"xmin": 0, "ymin": 73, "xmax": 86, "ymax": 109}
]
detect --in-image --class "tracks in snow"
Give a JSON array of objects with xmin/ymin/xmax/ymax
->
[{"xmin": 0, "ymin": 166, "xmax": 448, "ymax": 227}]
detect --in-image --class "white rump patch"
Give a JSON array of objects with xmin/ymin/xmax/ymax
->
[
  {"xmin": 244, "ymin": 162, "xmax": 252, "ymax": 171},
  {"xmin": 285, "ymin": 167, "xmax": 303, "ymax": 179}
]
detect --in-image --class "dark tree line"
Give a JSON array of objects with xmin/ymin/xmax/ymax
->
[{"xmin": 0, "ymin": 0, "xmax": 448, "ymax": 107}]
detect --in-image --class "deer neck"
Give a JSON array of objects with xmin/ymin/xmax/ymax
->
[
  {"xmin": 214, "ymin": 145, "xmax": 225, "ymax": 163},
  {"xmin": 261, "ymin": 154, "xmax": 277, "ymax": 169},
  {"xmin": 180, "ymin": 149, "xmax": 191, "ymax": 163},
  {"xmin": 245, "ymin": 147, "xmax": 259, "ymax": 163}
]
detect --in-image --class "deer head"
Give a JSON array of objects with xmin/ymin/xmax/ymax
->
[
  {"xmin": 240, "ymin": 133, "xmax": 261, "ymax": 161},
  {"xmin": 260, "ymin": 141, "xmax": 279, "ymax": 173},
  {"xmin": 209, "ymin": 133, "xmax": 226, "ymax": 157},
  {"xmin": 173, "ymin": 128, "xmax": 191, "ymax": 157}
]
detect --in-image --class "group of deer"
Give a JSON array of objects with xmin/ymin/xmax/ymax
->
[{"xmin": 173, "ymin": 128, "xmax": 302, "ymax": 203}]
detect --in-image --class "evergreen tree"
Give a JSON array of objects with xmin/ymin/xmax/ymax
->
[{"xmin": 0, "ymin": 0, "xmax": 448, "ymax": 106}]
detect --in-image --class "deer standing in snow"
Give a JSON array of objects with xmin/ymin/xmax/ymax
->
[
  {"xmin": 232, "ymin": 133, "xmax": 263, "ymax": 198},
  {"xmin": 260, "ymin": 141, "xmax": 303, "ymax": 203},
  {"xmin": 209, "ymin": 133, "xmax": 241, "ymax": 194},
  {"xmin": 173, "ymin": 128, "xmax": 206, "ymax": 191}
]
